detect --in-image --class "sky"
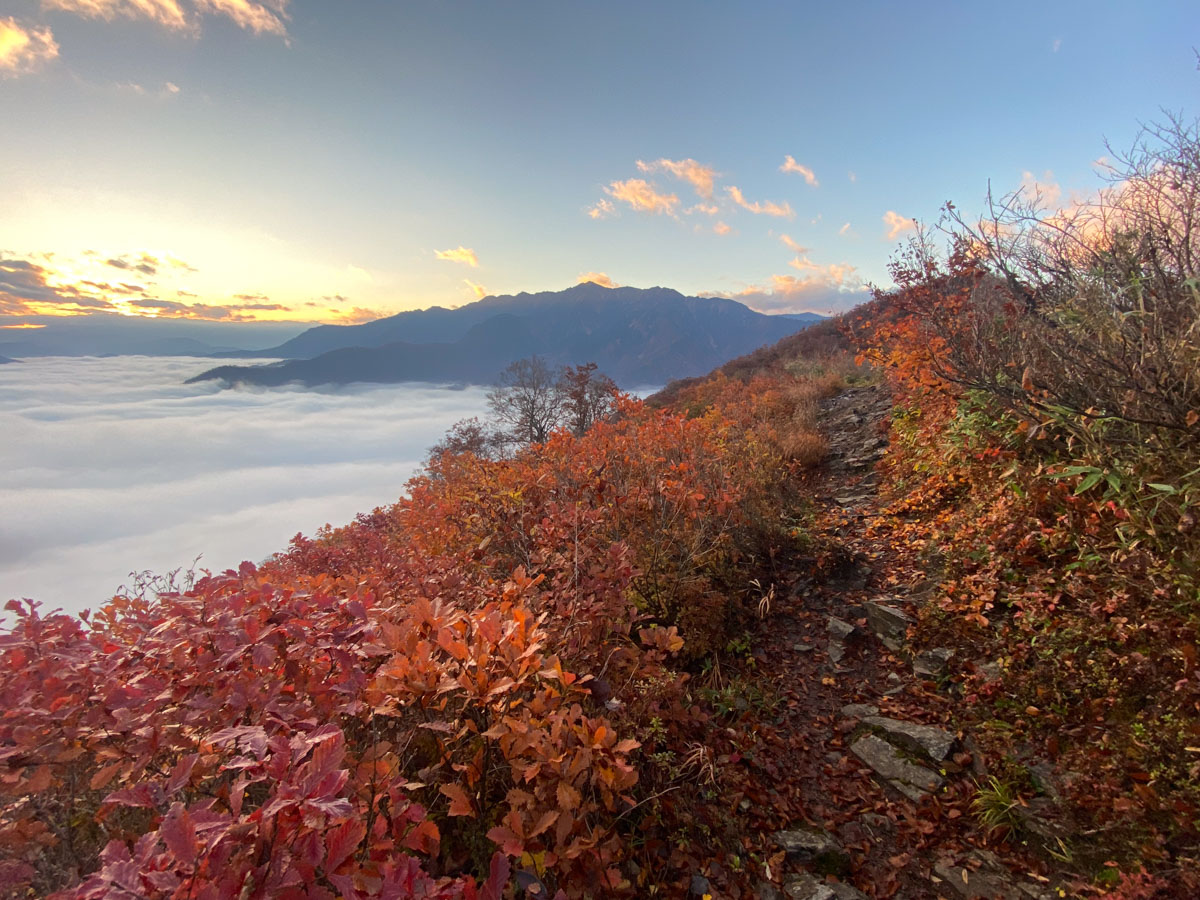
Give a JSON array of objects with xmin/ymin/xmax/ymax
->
[
  {"xmin": 0, "ymin": 355, "xmax": 491, "ymax": 614},
  {"xmin": 0, "ymin": 0, "xmax": 1195, "ymax": 325}
]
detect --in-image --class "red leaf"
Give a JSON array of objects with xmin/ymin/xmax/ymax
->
[
  {"xmin": 324, "ymin": 819, "xmax": 365, "ymax": 874},
  {"xmin": 160, "ymin": 802, "xmax": 199, "ymax": 861},
  {"xmin": 480, "ymin": 851, "xmax": 510, "ymax": 900}
]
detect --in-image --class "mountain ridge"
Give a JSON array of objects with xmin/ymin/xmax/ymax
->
[{"xmin": 189, "ymin": 283, "xmax": 825, "ymax": 388}]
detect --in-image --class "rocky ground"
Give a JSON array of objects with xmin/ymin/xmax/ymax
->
[{"xmin": 728, "ymin": 384, "xmax": 1059, "ymax": 900}]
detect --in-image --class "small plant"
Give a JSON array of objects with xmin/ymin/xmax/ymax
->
[{"xmin": 972, "ymin": 776, "xmax": 1023, "ymax": 839}]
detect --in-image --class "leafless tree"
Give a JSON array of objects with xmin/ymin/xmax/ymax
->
[{"xmin": 487, "ymin": 356, "xmax": 565, "ymax": 446}]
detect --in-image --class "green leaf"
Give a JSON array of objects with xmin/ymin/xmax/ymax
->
[
  {"xmin": 1146, "ymin": 483, "xmax": 1177, "ymax": 493},
  {"xmin": 1075, "ymin": 472, "xmax": 1104, "ymax": 494}
]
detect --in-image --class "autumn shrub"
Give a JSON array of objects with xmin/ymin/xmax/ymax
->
[
  {"xmin": 0, "ymin": 387, "xmax": 800, "ymax": 897},
  {"xmin": 850, "ymin": 113, "xmax": 1200, "ymax": 889}
]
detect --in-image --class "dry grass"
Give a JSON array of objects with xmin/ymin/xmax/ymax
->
[{"xmin": 779, "ymin": 428, "xmax": 828, "ymax": 467}]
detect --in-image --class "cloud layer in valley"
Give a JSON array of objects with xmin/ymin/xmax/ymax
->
[{"xmin": 0, "ymin": 356, "xmax": 490, "ymax": 617}]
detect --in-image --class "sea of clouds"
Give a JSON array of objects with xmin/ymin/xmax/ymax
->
[{"xmin": 0, "ymin": 356, "xmax": 490, "ymax": 619}]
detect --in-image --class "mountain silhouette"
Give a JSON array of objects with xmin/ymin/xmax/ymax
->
[{"xmin": 189, "ymin": 283, "xmax": 824, "ymax": 388}]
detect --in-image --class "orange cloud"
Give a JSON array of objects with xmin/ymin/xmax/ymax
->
[
  {"xmin": 780, "ymin": 156, "xmax": 819, "ymax": 187},
  {"xmin": 637, "ymin": 158, "xmax": 718, "ymax": 199},
  {"xmin": 787, "ymin": 257, "xmax": 858, "ymax": 287},
  {"xmin": 463, "ymin": 278, "xmax": 487, "ymax": 299},
  {"xmin": 780, "ymin": 234, "xmax": 807, "ymax": 254},
  {"xmin": 726, "ymin": 186, "xmax": 794, "ymax": 219},
  {"xmin": 838, "ymin": 222, "xmax": 852, "ymax": 236},
  {"xmin": 0, "ymin": 17, "xmax": 58, "ymax": 77},
  {"xmin": 713, "ymin": 221, "xmax": 731, "ymax": 236},
  {"xmin": 601, "ymin": 178, "xmax": 680, "ymax": 217},
  {"xmin": 587, "ymin": 199, "xmax": 616, "ymax": 220},
  {"xmin": 328, "ymin": 306, "xmax": 388, "ymax": 325},
  {"xmin": 435, "ymin": 246, "xmax": 479, "ymax": 267},
  {"xmin": 44, "ymin": 0, "xmax": 190, "ymax": 30},
  {"xmin": 43, "ymin": 0, "xmax": 290, "ymax": 36},
  {"xmin": 882, "ymin": 210, "xmax": 916, "ymax": 240},
  {"xmin": 720, "ymin": 264, "xmax": 865, "ymax": 315},
  {"xmin": 577, "ymin": 271, "xmax": 618, "ymax": 288},
  {"xmin": 194, "ymin": 0, "xmax": 289, "ymax": 36}
]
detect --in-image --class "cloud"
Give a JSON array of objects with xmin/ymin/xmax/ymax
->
[
  {"xmin": 463, "ymin": 278, "xmax": 487, "ymax": 300},
  {"xmin": 193, "ymin": 0, "xmax": 289, "ymax": 36},
  {"xmin": 587, "ymin": 199, "xmax": 615, "ymax": 220},
  {"xmin": 1052, "ymin": 38, "xmax": 1061, "ymax": 52},
  {"xmin": 714, "ymin": 263, "xmax": 867, "ymax": 315},
  {"xmin": 779, "ymin": 234, "xmax": 807, "ymax": 254},
  {"xmin": 577, "ymin": 272, "xmax": 617, "ymax": 288},
  {"xmin": 882, "ymin": 210, "xmax": 916, "ymax": 240},
  {"xmin": 713, "ymin": 221, "xmax": 731, "ymax": 236},
  {"xmin": 43, "ymin": 0, "xmax": 290, "ymax": 36},
  {"xmin": 0, "ymin": 355, "xmax": 492, "ymax": 616},
  {"xmin": 1019, "ymin": 169, "xmax": 1063, "ymax": 209},
  {"xmin": 848, "ymin": 171, "xmax": 857, "ymax": 183},
  {"xmin": 44, "ymin": 0, "xmax": 190, "ymax": 31},
  {"xmin": 787, "ymin": 256, "xmax": 859, "ymax": 286},
  {"xmin": 434, "ymin": 246, "xmax": 479, "ymax": 267},
  {"xmin": 0, "ymin": 252, "xmax": 295, "ymax": 322},
  {"xmin": 780, "ymin": 156, "xmax": 819, "ymax": 187},
  {"xmin": 0, "ymin": 256, "xmax": 117, "ymax": 316},
  {"xmin": 0, "ymin": 17, "xmax": 59, "ymax": 77},
  {"xmin": 686, "ymin": 203, "xmax": 719, "ymax": 216},
  {"xmin": 599, "ymin": 179, "xmax": 680, "ymax": 217},
  {"xmin": 838, "ymin": 222, "xmax": 852, "ymax": 236},
  {"xmin": 105, "ymin": 253, "xmax": 158, "ymax": 276},
  {"xmin": 329, "ymin": 306, "xmax": 387, "ymax": 325},
  {"xmin": 726, "ymin": 185, "xmax": 794, "ymax": 219},
  {"xmin": 127, "ymin": 297, "xmax": 287, "ymax": 320},
  {"xmin": 636, "ymin": 158, "xmax": 718, "ymax": 199}
]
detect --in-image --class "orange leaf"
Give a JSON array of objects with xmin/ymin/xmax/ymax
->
[
  {"xmin": 556, "ymin": 781, "xmax": 581, "ymax": 811},
  {"xmin": 90, "ymin": 762, "xmax": 123, "ymax": 791},
  {"xmin": 440, "ymin": 783, "xmax": 475, "ymax": 818}
]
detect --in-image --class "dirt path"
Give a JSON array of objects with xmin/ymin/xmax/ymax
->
[{"xmin": 730, "ymin": 383, "xmax": 1052, "ymax": 900}]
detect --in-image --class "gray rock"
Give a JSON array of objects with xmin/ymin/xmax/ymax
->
[
  {"xmin": 690, "ymin": 873, "xmax": 711, "ymax": 896},
  {"xmin": 976, "ymin": 659, "xmax": 1003, "ymax": 682},
  {"xmin": 840, "ymin": 703, "xmax": 879, "ymax": 719},
  {"xmin": 933, "ymin": 862, "xmax": 1021, "ymax": 899},
  {"xmin": 827, "ymin": 642, "xmax": 845, "ymax": 663},
  {"xmin": 1026, "ymin": 761, "xmax": 1063, "ymax": 803},
  {"xmin": 757, "ymin": 884, "xmax": 786, "ymax": 900},
  {"xmin": 933, "ymin": 852, "xmax": 1056, "ymax": 900},
  {"xmin": 862, "ymin": 716, "xmax": 957, "ymax": 762},
  {"xmin": 913, "ymin": 647, "xmax": 954, "ymax": 678},
  {"xmin": 864, "ymin": 601, "xmax": 912, "ymax": 651},
  {"xmin": 830, "ymin": 884, "xmax": 870, "ymax": 900},
  {"xmin": 850, "ymin": 733, "xmax": 943, "ymax": 799},
  {"xmin": 773, "ymin": 828, "xmax": 850, "ymax": 875},
  {"xmin": 826, "ymin": 617, "xmax": 857, "ymax": 641},
  {"xmin": 783, "ymin": 873, "xmax": 835, "ymax": 900},
  {"xmin": 793, "ymin": 642, "xmax": 814, "ymax": 653}
]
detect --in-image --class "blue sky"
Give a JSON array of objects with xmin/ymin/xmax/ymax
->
[{"xmin": 0, "ymin": 0, "xmax": 1195, "ymax": 323}]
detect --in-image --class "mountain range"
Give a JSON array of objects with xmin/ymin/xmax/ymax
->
[
  {"xmin": 0, "ymin": 316, "xmax": 307, "ymax": 358},
  {"xmin": 188, "ymin": 283, "xmax": 824, "ymax": 388}
]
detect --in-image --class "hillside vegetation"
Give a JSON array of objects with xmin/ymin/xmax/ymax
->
[{"xmin": 2, "ymin": 115, "xmax": 1198, "ymax": 898}]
